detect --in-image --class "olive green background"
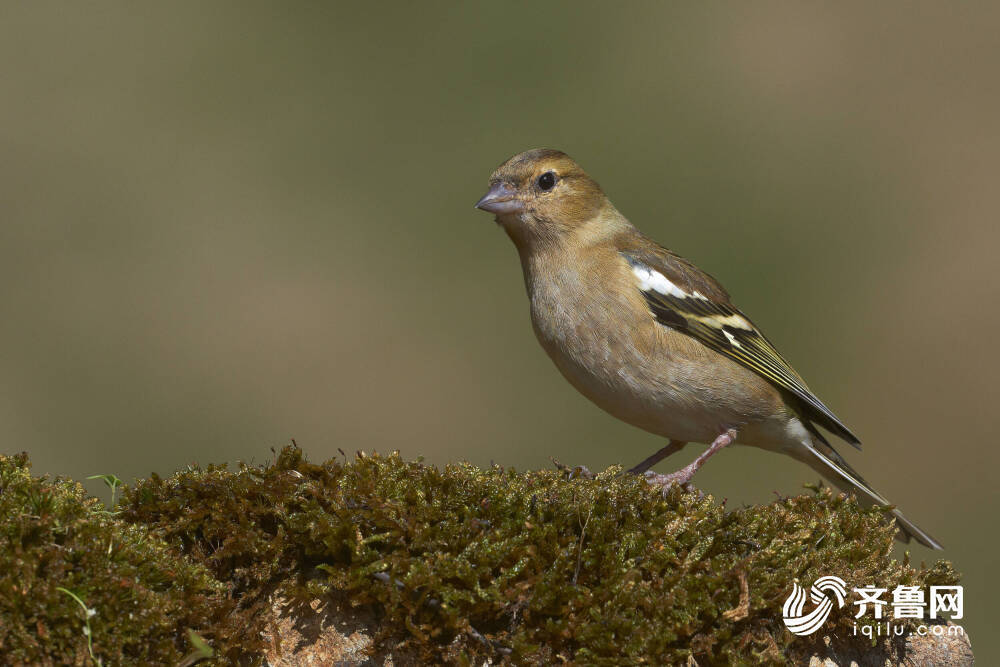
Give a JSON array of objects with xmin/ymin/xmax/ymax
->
[{"xmin": 2, "ymin": 3, "xmax": 996, "ymax": 658}]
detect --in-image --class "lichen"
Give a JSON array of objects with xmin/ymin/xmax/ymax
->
[{"xmin": 0, "ymin": 446, "xmax": 959, "ymax": 665}]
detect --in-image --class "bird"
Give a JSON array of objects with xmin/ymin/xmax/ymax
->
[{"xmin": 474, "ymin": 148, "xmax": 941, "ymax": 550}]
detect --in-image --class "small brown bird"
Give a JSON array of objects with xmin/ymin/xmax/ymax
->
[{"xmin": 475, "ymin": 148, "xmax": 941, "ymax": 549}]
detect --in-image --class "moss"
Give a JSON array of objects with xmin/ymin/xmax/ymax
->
[
  {"xmin": 1, "ymin": 446, "xmax": 959, "ymax": 665},
  {"xmin": 0, "ymin": 453, "xmax": 247, "ymax": 665}
]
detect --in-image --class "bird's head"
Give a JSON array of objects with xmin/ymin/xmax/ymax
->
[{"xmin": 475, "ymin": 149, "xmax": 609, "ymax": 249}]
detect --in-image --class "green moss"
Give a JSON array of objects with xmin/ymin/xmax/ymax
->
[
  {"xmin": 1, "ymin": 446, "xmax": 959, "ymax": 665},
  {"xmin": 0, "ymin": 453, "xmax": 246, "ymax": 664}
]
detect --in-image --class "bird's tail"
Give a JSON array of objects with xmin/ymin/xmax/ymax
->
[{"xmin": 790, "ymin": 437, "xmax": 942, "ymax": 550}]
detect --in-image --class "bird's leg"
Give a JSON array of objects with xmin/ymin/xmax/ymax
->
[
  {"xmin": 644, "ymin": 429, "xmax": 737, "ymax": 493},
  {"xmin": 626, "ymin": 440, "xmax": 687, "ymax": 475}
]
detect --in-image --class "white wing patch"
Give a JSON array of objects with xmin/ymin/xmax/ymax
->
[
  {"xmin": 696, "ymin": 312, "xmax": 753, "ymax": 331},
  {"xmin": 631, "ymin": 264, "xmax": 708, "ymax": 300}
]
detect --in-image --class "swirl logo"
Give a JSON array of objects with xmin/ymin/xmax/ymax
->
[{"xmin": 782, "ymin": 575, "xmax": 848, "ymax": 636}]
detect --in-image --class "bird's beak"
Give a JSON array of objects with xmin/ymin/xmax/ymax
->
[{"xmin": 474, "ymin": 182, "xmax": 523, "ymax": 215}]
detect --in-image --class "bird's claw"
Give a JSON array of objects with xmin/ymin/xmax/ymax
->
[
  {"xmin": 550, "ymin": 458, "xmax": 595, "ymax": 480},
  {"xmin": 643, "ymin": 470, "xmax": 692, "ymax": 494},
  {"xmin": 642, "ymin": 469, "xmax": 706, "ymax": 499}
]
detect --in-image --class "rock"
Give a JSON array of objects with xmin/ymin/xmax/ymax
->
[
  {"xmin": 265, "ymin": 595, "xmax": 972, "ymax": 667},
  {"xmin": 263, "ymin": 594, "xmax": 415, "ymax": 667},
  {"xmin": 799, "ymin": 624, "xmax": 973, "ymax": 667}
]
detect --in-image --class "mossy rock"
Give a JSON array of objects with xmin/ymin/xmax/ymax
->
[
  {"xmin": 0, "ymin": 453, "xmax": 237, "ymax": 664},
  {"xmin": 0, "ymin": 446, "xmax": 961, "ymax": 665}
]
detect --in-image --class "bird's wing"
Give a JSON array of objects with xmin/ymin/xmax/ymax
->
[{"xmin": 618, "ymin": 239, "xmax": 860, "ymax": 447}]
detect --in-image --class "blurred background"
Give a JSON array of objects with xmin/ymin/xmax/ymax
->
[{"xmin": 2, "ymin": 3, "xmax": 996, "ymax": 658}]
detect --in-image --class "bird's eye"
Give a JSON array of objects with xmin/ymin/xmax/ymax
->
[{"xmin": 537, "ymin": 171, "xmax": 557, "ymax": 191}]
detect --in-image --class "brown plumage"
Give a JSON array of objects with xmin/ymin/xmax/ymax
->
[{"xmin": 475, "ymin": 148, "xmax": 941, "ymax": 550}]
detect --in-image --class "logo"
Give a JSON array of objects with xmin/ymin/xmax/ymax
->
[
  {"xmin": 782, "ymin": 575, "xmax": 848, "ymax": 636},
  {"xmin": 781, "ymin": 576, "xmax": 966, "ymax": 640}
]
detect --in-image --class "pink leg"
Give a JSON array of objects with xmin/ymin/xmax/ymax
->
[
  {"xmin": 645, "ymin": 429, "xmax": 737, "ymax": 492},
  {"xmin": 627, "ymin": 440, "xmax": 687, "ymax": 474}
]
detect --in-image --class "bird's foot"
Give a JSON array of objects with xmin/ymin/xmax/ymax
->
[
  {"xmin": 550, "ymin": 457, "xmax": 595, "ymax": 480},
  {"xmin": 642, "ymin": 429, "xmax": 737, "ymax": 496},
  {"xmin": 643, "ymin": 467, "xmax": 696, "ymax": 493}
]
